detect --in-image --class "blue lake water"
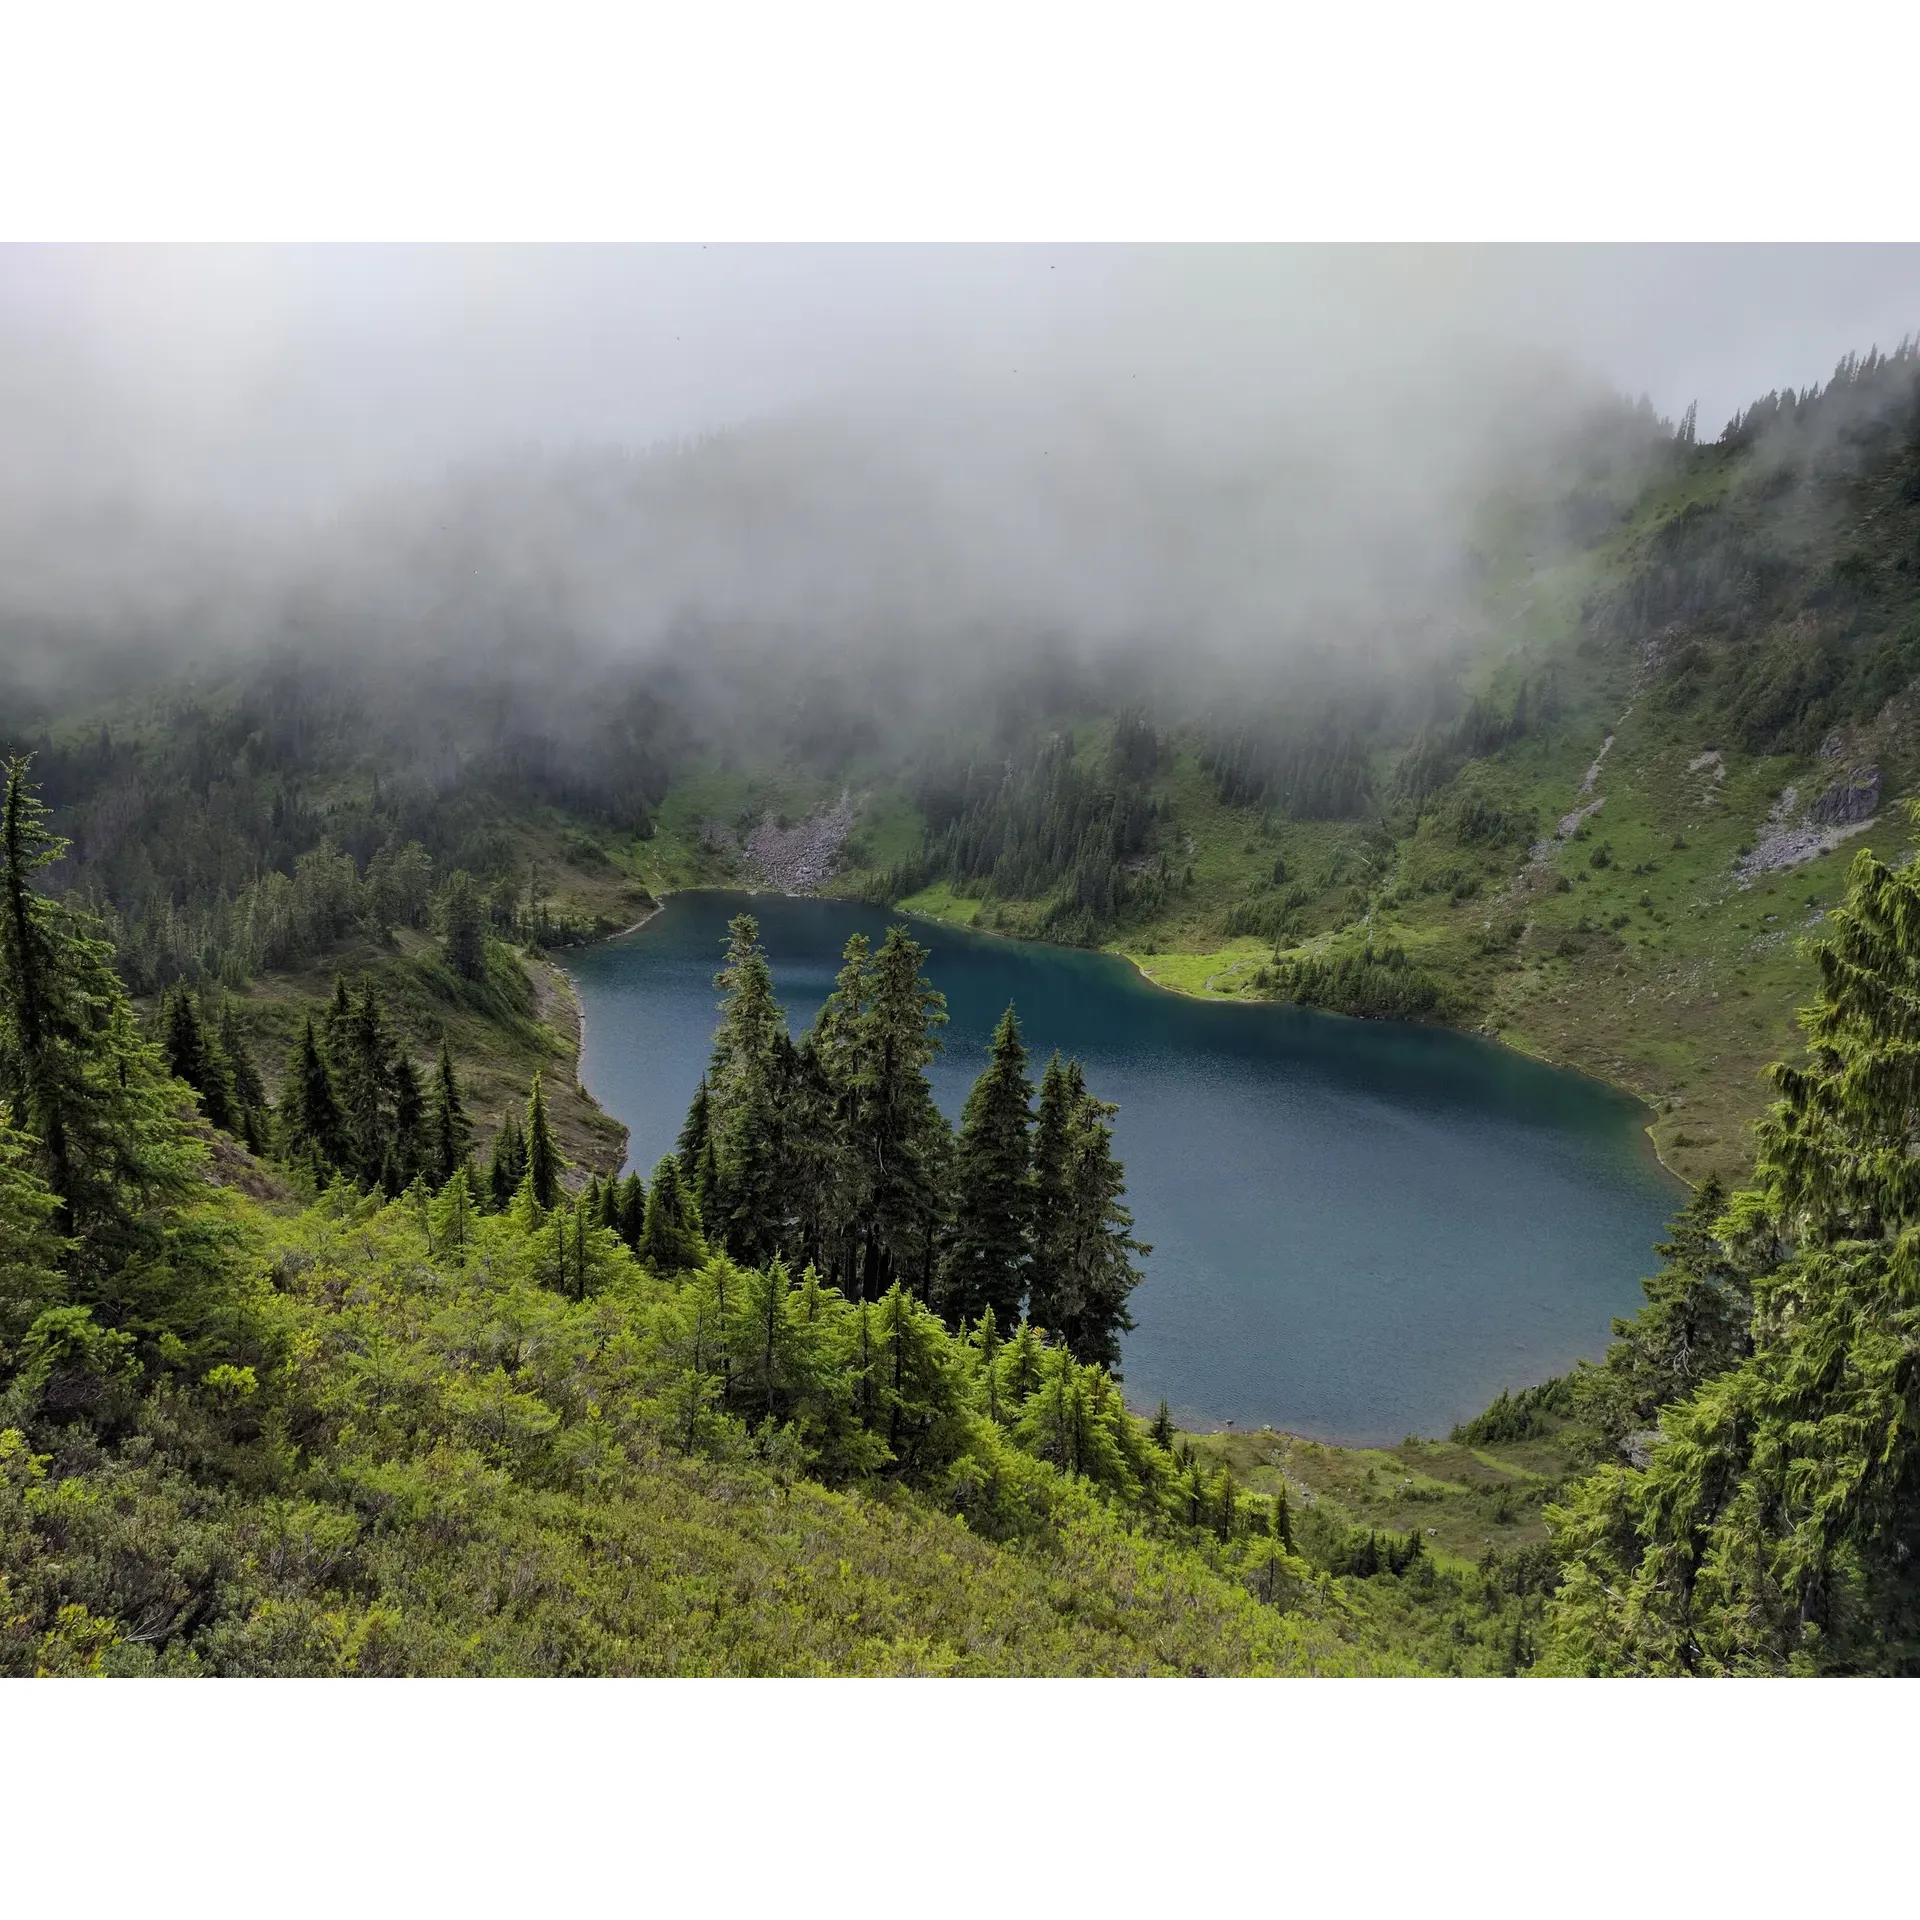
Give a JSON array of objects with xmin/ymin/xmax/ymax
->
[{"xmin": 565, "ymin": 890, "xmax": 1682, "ymax": 1445}]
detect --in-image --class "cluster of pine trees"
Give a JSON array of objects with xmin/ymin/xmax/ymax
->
[
  {"xmin": 645, "ymin": 914, "xmax": 1148, "ymax": 1370},
  {"xmin": 1201, "ymin": 717, "xmax": 1374, "ymax": 819},
  {"xmin": 277, "ymin": 982, "xmax": 476, "ymax": 1198},
  {"xmin": 1, "ymin": 657, "xmax": 671, "ymax": 997},
  {"xmin": 906, "ymin": 727, "xmax": 1167, "ymax": 945},
  {"xmin": 1255, "ymin": 940, "xmax": 1454, "ymax": 1022},
  {"xmin": 1542, "ymin": 831, "xmax": 1920, "ymax": 1673}
]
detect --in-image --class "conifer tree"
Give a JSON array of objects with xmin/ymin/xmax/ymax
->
[
  {"xmin": 216, "ymin": 998, "xmax": 268, "ymax": 1153},
  {"xmin": 388, "ymin": 1051, "xmax": 426, "ymax": 1192},
  {"xmin": 426, "ymin": 1038, "xmax": 471, "ymax": 1186},
  {"xmin": 1150, "ymin": 1398, "xmax": 1176, "ymax": 1451},
  {"xmin": 1549, "ymin": 841, "xmax": 1920, "ymax": 1674},
  {"xmin": 1272, "ymin": 1484, "xmax": 1293, "ymax": 1550},
  {"xmin": 969, "ymin": 1307, "xmax": 1005, "ymax": 1424},
  {"xmin": 998, "ymin": 1317, "xmax": 1046, "ymax": 1408},
  {"xmin": 1028, "ymin": 1060, "xmax": 1147, "ymax": 1370},
  {"xmin": 716, "ymin": 1028, "xmax": 800, "ymax": 1266},
  {"xmin": 0, "ymin": 759, "xmax": 202, "ymax": 1306},
  {"xmin": 847, "ymin": 927, "xmax": 950, "ymax": 1299},
  {"xmin": 280, "ymin": 1016, "xmax": 347, "ymax": 1178},
  {"xmin": 335, "ymin": 983, "xmax": 394, "ymax": 1187},
  {"xmin": 692, "ymin": 1134, "xmax": 721, "ymax": 1228},
  {"xmin": 163, "ymin": 986, "xmax": 236, "ymax": 1132},
  {"xmin": 617, "ymin": 1168, "xmax": 646, "ymax": 1248},
  {"xmin": 939, "ymin": 1003, "xmax": 1036, "ymax": 1327},
  {"xmin": 523, "ymin": 1071, "xmax": 562, "ymax": 1210},
  {"xmin": 440, "ymin": 869, "xmax": 487, "ymax": 982},
  {"xmin": 429, "ymin": 1163, "xmax": 477, "ymax": 1262},
  {"xmin": 1028, "ymin": 1052, "xmax": 1074, "ymax": 1312},
  {"xmin": 323, "ymin": 974, "xmax": 353, "ymax": 1060},
  {"xmin": 870, "ymin": 1281, "xmax": 969, "ymax": 1473},
  {"xmin": 676, "ymin": 1075, "xmax": 713, "ymax": 1182},
  {"xmin": 487, "ymin": 1108, "xmax": 526, "ymax": 1210},
  {"xmin": 706, "ymin": 916, "xmax": 782, "ymax": 1128},
  {"xmin": 638, "ymin": 1155, "xmax": 704, "ymax": 1273}
]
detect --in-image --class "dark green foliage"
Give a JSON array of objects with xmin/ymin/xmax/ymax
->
[
  {"xmin": 1568, "ymin": 1174, "xmax": 1752, "ymax": 1452},
  {"xmin": 280, "ymin": 1017, "xmax": 346, "ymax": 1178},
  {"xmin": 162, "ymin": 986, "xmax": 236, "ymax": 1133},
  {"xmin": 911, "ymin": 730, "xmax": 1161, "ymax": 943},
  {"xmin": 440, "ymin": 869, "xmax": 487, "ymax": 982},
  {"xmin": 487, "ymin": 1108, "xmax": 526, "ymax": 1210},
  {"xmin": 426, "ymin": 1039, "xmax": 471, "ymax": 1186},
  {"xmin": 523, "ymin": 1071, "xmax": 563, "ymax": 1210},
  {"xmin": 1028, "ymin": 1059, "xmax": 1147, "ymax": 1371},
  {"xmin": 617, "ymin": 1169, "xmax": 646, "ymax": 1249},
  {"xmin": 639, "ymin": 1156, "xmax": 705, "ymax": 1274},
  {"xmin": 331, "ymin": 982, "xmax": 394, "ymax": 1187},
  {"xmin": 845, "ymin": 928, "xmax": 951, "ymax": 1299},
  {"xmin": 1452, "ymin": 1377, "xmax": 1571, "ymax": 1446},
  {"xmin": 1263, "ymin": 941, "xmax": 1454, "ymax": 1021},
  {"xmin": 676, "ymin": 1076, "xmax": 712, "ymax": 1181},
  {"xmin": 939, "ymin": 1005, "xmax": 1035, "ymax": 1327},
  {"xmin": 1202, "ymin": 717, "xmax": 1373, "ymax": 819},
  {"xmin": 1548, "ymin": 836, "xmax": 1920, "ymax": 1673},
  {"xmin": 0, "ymin": 758, "xmax": 231, "ymax": 1367},
  {"xmin": 387, "ymin": 1052, "xmax": 427, "ymax": 1194},
  {"xmin": 214, "ymin": 999, "xmax": 268, "ymax": 1152}
]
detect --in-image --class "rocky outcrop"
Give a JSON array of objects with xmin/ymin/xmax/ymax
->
[
  {"xmin": 1809, "ymin": 765, "xmax": 1881, "ymax": 826},
  {"xmin": 743, "ymin": 792, "xmax": 858, "ymax": 894},
  {"xmin": 1736, "ymin": 772, "xmax": 1882, "ymax": 885}
]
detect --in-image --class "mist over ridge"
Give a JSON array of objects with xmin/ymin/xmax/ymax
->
[{"xmin": 0, "ymin": 245, "xmax": 1915, "ymax": 737}]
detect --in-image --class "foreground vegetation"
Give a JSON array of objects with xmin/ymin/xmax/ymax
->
[{"xmin": 9, "ymin": 719, "xmax": 1920, "ymax": 1673}]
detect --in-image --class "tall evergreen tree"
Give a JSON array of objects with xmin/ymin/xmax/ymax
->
[
  {"xmin": 617, "ymin": 1168, "xmax": 646, "ymax": 1249},
  {"xmin": 163, "ymin": 986, "xmax": 236, "ymax": 1132},
  {"xmin": 1029, "ymin": 1060, "xmax": 1148, "ymax": 1370},
  {"xmin": 334, "ymin": 983, "xmax": 394, "ymax": 1187},
  {"xmin": 440, "ymin": 869, "xmax": 487, "ymax": 982},
  {"xmin": 846, "ymin": 926, "xmax": 950, "ymax": 1300},
  {"xmin": 706, "ymin": 915, "xmax": 782, "ymax": 1129},
  {"xmin": 487, "ymin": 1108, "xmax": 526, "ymax": 1210},
  {"xmin": 939, "ymin": 1004, "xmax": 1036, "ymax": 1327},
  {"xmin": 388, "ymin": 1051, "xmax": 427, "ymax": 1193},
  {"xmin": 1549, "ymin": 844, "xmax": 1920, "ymax": 1674},
  {"xmin": 1028, "ymin": 1052, "xmax": 1074, "ymax": 1320},
  {"xmin": 523, "ymin": 1071, "xmax": 563, "ymax": 1210},
  {"xmin": 638, "ymin": 1155, "xmax": 704, "ymax": 1274},
  {"xmin": 717, "ymin": 1028, "xmax": 800, "ymax": 1267},
  {"xmin": 677, "ymin": 1075, "xmax": 713, "ymax": 1182},
  {"xmin": 280, "ymin": 1015, "xmax": 347, "ymax": 1178},
  {"xmin": 0, "ymin": 759, "xmax": 204, "ymax": 1314},
  {"xmin": 426, "ymin": 1038, "xmax": 472, "ymax": 1186},
  {"xmin": 216, "ymin": 998, "xmax": 268, "ymax": 1153}
]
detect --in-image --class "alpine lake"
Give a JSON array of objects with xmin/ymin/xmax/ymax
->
[{"xmin": 566, "ymin": 891, "xmax": 1683, "ymax": 1446}]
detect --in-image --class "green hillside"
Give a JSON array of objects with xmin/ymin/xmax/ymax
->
[{"xmin": 784, "ymin": 347, "xmax": 1920, "ymax": 1189}]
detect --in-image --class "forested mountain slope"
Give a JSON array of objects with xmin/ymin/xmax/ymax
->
[{"xmin": 731, "ymin": 343, "xmax": 1920, "ymax": 1187}]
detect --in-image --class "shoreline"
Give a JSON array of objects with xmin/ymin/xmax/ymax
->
[{"xmin": 575, "ymin": 880, "xmax": 1688, "ymax": 1190}]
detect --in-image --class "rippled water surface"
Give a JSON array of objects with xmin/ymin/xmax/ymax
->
[{"xmin": 567, "ymin": 891, "xmax": 1682, "ymax": 1443}]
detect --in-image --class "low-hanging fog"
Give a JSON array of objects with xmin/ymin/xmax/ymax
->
[{"xmin": 1, "ymin": 245, "xmax": 1916, "ymax": 737}]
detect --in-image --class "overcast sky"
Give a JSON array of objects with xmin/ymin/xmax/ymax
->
[{"xmin": 2, "ymin": 245, "xmax": 1915, "ymax": 523}]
